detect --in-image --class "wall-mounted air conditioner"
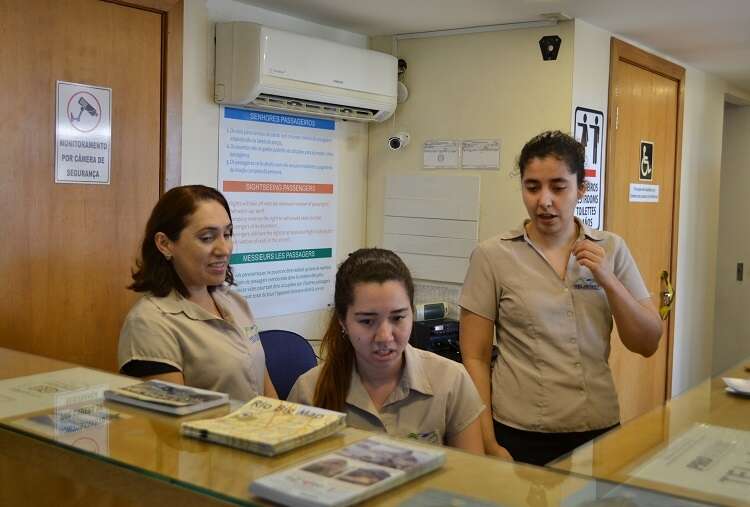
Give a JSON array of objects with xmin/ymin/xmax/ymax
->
[{"xmin": 214, "ymin": 22, "xmax": 397, "ymax": 123}]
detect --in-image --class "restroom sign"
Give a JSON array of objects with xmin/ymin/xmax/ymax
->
[
  {"xmin": 55, "ymin": 81, "xmax": 112, "ymax": 185},
  {"xmin": 639, "ymin": 141, "xmax": 654, "ymax": 181},
  {"xmin": 573, "ymin": 106, "xmax": 605, "ymax": 229}
]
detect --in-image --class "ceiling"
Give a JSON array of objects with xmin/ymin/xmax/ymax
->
[{"xmin": 240, "ymin": 0, "xmax": 750, "ymax": 94}]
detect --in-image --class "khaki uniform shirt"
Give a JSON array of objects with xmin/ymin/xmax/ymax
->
[
  {"xmin": 288, "ymin": 345, "xmax": 484, "ymax": 445},
  {"xmin": 459, "ymin": 219, "xmax": 650, "ymax": 432},
  {"xmin": 118, "ymin": 286, "xmax": 266, "ymax": 401}
]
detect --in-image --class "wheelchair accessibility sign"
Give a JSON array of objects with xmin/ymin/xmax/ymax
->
[{"xmin": 639, "ymin": 141, "xmax": 654, "ymax": 181}]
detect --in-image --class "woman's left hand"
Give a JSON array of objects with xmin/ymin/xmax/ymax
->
[{"xmin": 572, "ymin": 240, "xmax": 615, "ymax": 288}]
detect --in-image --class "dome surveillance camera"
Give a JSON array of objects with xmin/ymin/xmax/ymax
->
[{"xmin": 388, "ymin": 132, "xmax": 410, "ymax": 151}]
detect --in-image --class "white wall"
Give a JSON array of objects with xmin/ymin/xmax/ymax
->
[
  {"xmin": 671, "ymin": 68, "xmax": 727, "ymax": 393},
  {"xmin": 571, "ymin": 20, "xmax": 610, "ymax": 136},
  {"xmin": 181, "ymin": 0, "xmax": 369, "ymax": 342},
  {"xmin": 713, "ymin": 104, "xmax": 750, "ymax": 374},
  {"xmin": 570, "ymin": 21, "xmax": 738, "ymax": 395},
  {"xmin": 366, "ymin": 23, "xmax": 574, "ymax": 250}
]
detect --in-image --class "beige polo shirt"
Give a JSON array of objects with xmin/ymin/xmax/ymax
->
[
  {"xmin": 459, "ymin": 219, "xmax": 650, "ymax": 432},
  {"xmin": 118, "ymin": 286, "xmax": 266, "ymax": 401},
  {"xmin": 288, "ymin": 344, "xmax": 484, "ymax": 446}
]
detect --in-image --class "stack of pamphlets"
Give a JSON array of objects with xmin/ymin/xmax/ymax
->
[
  {"xmin": 250, "ymin": 435, "xmax": 445, "ymax": 507},
  {"xmin": 103, "ymin": 380, "xmax": 229, "ymax": 415},
  {"xmin": 180, "ymin": 396, "xmax": 346, "ymax": 456}
]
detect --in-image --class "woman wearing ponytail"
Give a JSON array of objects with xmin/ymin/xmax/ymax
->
[{"xmin": 287, "ymin": 248, "xmax": 484, "ymax": 454}]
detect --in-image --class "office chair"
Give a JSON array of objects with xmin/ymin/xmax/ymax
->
[{"xmin": 258, "ymin": 329, "xmax": 318, "ymax": 400}]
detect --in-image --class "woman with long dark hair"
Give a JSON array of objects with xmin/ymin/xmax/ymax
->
[
  {"xmin": 118, "ymin": 185, "xmax": 276, "ymax": 400},
  {"xmin": 288, "ymin": 248, "xmax": 484, "ymax": 454}
]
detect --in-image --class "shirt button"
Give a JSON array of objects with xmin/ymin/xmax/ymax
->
[
  {"xmin": 579, "ymin": 387, "xmax": 585, "ymax": 392},
  {"xmin": 575, "ymin": 362, "xmax": 581, "ymax": 368},
  {"xmin": 570, "ymin": 338, "xmax": 577, "ymax": 344},
  {"xmin": 567, "ymin": 311, "xmax": 574, "ymax": 318}
]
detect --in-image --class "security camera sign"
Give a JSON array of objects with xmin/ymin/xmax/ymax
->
[{"xmin": 55, "ymin": 81, "xmax": 112, "ymax": 184}]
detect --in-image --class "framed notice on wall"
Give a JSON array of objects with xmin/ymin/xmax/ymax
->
[{"xmin": 55, "ymin": 81, "xmax": 112, "ymax": 185}]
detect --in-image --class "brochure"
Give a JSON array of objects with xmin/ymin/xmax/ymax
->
[
  {"xmin": 104, "ymin": 380, "xmax": 229, "ymax": 415},
  {"xmin": 250, "ymin": 435, "xmax": 445, "ymax": 506}
]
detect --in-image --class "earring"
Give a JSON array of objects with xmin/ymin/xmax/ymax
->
[{"xmin": 164, "ymin": 254, "xmax": 172, "ymax": 261}]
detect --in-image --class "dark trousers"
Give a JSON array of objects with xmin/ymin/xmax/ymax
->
[{"xmin": 494, "ymin": 420, "xmax": 618, "ymax": 466}]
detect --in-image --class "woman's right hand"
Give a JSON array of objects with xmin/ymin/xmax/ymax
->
[{"xmin": 486, "ymin": 441, "xmax": 513, "ymax": 460}]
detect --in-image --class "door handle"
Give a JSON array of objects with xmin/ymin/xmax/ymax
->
[{"xmin": 659, "ymin": 270, "xmax": 674, "ymax": 320}]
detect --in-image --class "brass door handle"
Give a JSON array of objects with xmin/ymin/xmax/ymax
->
[{"xmin": 659, "ymin": 270, "xmax": 674, "ymax": 320}]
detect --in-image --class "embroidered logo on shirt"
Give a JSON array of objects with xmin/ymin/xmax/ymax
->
[
  {"xmin": 573, "ymin": 277, "xmax": 601, "ymax": 290},
  {"xmin": 407, "ymin": 430, "xmax": 439, "ymax": 444},
  {"xmin": 245, "ymin": 325, "xmax": 260, "ymax": 342}
]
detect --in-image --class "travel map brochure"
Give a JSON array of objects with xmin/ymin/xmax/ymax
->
[
  {"xmin": 180, "ymin": 396, "xmax": 346, "ymax": 456},
  {"xmin": 103, "ymin": 380, "xmax": 229, "ymax": 415},
  {"xmin": 250, "ymin": 435, "xmax": 445, "ymax": 507}
]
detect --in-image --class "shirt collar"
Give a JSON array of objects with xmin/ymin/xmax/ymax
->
[
  {"xmin": 346, "ymin": 345, "xmax": 434, "ymax": 412},
  {"xmin": 149, "ymin": 287, "xmax": 228, "ymax": 321},
  {"xmin": 500, "ymin": 217, "xmax": 606, "ymax": 242},
  {"xmin": 400, "ymin": 344, "xmax": 433, "ymax": 396},
  {"xmin": 576, "ymin": 217, "xmax": 607, "ymax": 241}
]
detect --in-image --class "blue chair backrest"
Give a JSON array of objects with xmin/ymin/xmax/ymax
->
[{"xmin": 258, "ymin": 329, "xmax": 318, "ymax": 400}]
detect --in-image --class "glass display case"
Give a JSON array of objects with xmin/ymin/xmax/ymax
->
[
  {"xmin": 0, "ymin": 347, "xmax": 744, "ymax": 507},
  {"xmin": 550, "ymin": 360, "xmax": 750, "ymax": 507}
]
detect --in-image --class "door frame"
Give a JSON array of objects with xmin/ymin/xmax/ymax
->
[
  {"xmin": 106, "ymin": 0, "xmax": 183, "ymax": 190},
  {"xmin": 606, "ymin": 38, "xmax": 685, "ymax": 398}
]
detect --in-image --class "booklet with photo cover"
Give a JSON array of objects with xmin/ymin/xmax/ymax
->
[
  {"xmin": 250, "ymin": 435, "xmax": 446, "ymax": 507},
  {"xmin": 103, "ymin": 380, "xmax": 229, "ymax": 415},
  {"xmin": 180, "ymin": 396, "xmax": 346, "ymax": 456}
]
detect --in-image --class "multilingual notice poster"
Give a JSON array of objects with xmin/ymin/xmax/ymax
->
[{"xmin": 218, "ymin": 107, "xmax": 337, "ymax": 318}]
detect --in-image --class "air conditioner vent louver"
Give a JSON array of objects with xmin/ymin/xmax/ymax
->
[{"xmin": 253, "ymin": 94, "xmax": 377, "ymax": 122}]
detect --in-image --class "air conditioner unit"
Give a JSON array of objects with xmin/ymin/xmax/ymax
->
[{"xmin": 214, "ymin": 22, "xmax": 397, "ymax": 123}]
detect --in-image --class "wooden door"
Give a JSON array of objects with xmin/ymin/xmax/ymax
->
[
  {"xmin": 605, "ymin": 39, "xmax": 684, "ymax": 422},
  {"xmin": 0, "ymin": 0, "xmax": 182, "ymax": 371}
]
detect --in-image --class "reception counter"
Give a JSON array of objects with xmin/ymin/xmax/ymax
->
[{"xmin": 0, "ymin": 347, "xmax": 744, "ymax": 507}]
